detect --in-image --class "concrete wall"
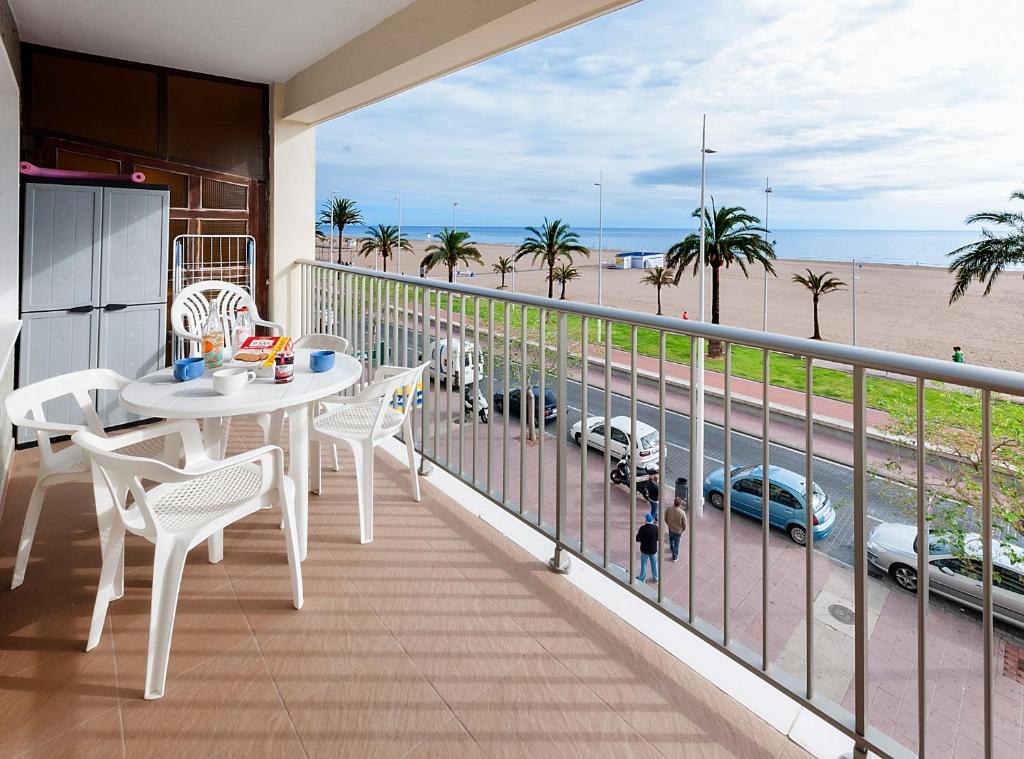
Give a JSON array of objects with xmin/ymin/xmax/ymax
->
[
  {"xmin": 269, "ymin": 83, "xmax": 315, "ymax": 335},
  {"xmin": 0, "ymin": 0, "xmax": 17, "ymax": 503}
]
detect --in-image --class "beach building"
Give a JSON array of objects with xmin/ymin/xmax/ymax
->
[
  {"xmin": 612, "ymin": 250, "xmax": 665, "ymax": 269},
  {"xmin": 0, "ymin": 3, "xmax": 1018, "ymax": 759}
]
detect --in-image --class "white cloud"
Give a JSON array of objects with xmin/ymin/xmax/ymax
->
[{"xmin": 316, "ymin": 0, "xmax": 1024, "ymax": 230}]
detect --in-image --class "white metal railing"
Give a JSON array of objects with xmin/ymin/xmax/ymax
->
[{"xmin": 298, "ymin": 259, "xmax": 1024, "ymax": 759}]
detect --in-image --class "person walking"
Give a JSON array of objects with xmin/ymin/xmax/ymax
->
[
  {"xmin": 643, "ymin": 472, "xmax": 660, "ymax": 520},
  {"xmin": 664, "ymin": 496, "xmax": 688, "ymax": 562},
  {"xmin": 952, "ymin": 345, "xmax": 965, "ymax": 363},
  {"xmin": 636, "ymin": 513, "xmax": 659, "ymax": 583}
]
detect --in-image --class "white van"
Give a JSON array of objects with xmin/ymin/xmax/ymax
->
[{"xmin": 421, "ymin": 338, "xmax": 484, "ymax": 388}]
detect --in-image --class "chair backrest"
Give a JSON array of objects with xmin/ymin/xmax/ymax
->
[
  {"xmin": 294, "ymin": 334, "xmax": 350, "ymax": 354},
  {"xmin": 374, "ymin": 363, "xmax": 428, "ymax": 434},
  {"xmin": 171, "ymin": 280, "xmax": 273, "ymax": 357},
  {"xmin": 5, "ymin": 369, "xmax": 129, "ymax": 460},
  {"xmin": 72, "ymin": 427, "xmax": 199, "ymax": 540}
]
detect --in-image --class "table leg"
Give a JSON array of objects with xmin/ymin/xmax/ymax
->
[
  {"xmin": 202, "ymin": 417, "xmax": 226, "ymax": 564},
  {"xmin": 287, "ymin": 404, "xmax": 311, "ymax": 561}
]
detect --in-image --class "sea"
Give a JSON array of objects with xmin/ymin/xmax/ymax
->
[{"xmin": 349, "ymin": 226, "xmax": 983, "ymax": 268}]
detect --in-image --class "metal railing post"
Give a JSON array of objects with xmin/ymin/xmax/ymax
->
[
  {"xmin": 550, "ymin": 312, "xmax": 570, "ymax": 574},
  {"xmin": 853, "ymin": 365, "xmax": 869, "ymax": 758}
]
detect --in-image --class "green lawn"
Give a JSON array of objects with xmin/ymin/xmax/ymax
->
[{"xmin": 400, "ymin": 285, "xmax": 1022, "ymax": 435}]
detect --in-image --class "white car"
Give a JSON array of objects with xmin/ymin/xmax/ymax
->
[
  {"xmin": 867, "ymin": 522, "xmax": 1024, "ymax": 629},
  {"xmin": 420, "ymin": 338, "xmax": 483, "ymax": 388},
  {"xmin": 570, "ymin": 415, "xmax": 663, "ymax": 464}
]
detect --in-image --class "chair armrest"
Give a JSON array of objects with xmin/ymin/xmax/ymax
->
[
  {"xmin": 180, "ymin": 444, "xmax": 285, "ymax": 487},
  {"xmin": 10, "ymin": 418, "xmax": 87, "ymax": 435},
  {"xmin": 254, "ymin": 318, "xmax": 284, "ymax": 335},
  {"xmin": 106, "ymin": 420, "xmax": 202, "ymax": 465}
]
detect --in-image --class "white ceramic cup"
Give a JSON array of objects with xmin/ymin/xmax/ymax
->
[{"xmin": 212, "ymin": 367, "xmax": 257, "ymax": 395}]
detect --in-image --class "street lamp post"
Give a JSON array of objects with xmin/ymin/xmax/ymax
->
[
  {"xmin": 693, "ymin": 115, "xmax": 715, "ymax": 520},
  {"xmin": 852, "ymin": 259, "xmax": 861, "ymax": 346},
  {"xmin": 763, "ymin": 179, "xmax": 772, "ymax": 331},
  {"xmin": 395, "ymin": 194, "xmax": 402, "ymax": 274},
  {"xmin": 594, "ymin": 172, "xmax": 604, "ymax": 342},
  {"xmin": 511, "ymin": 244, "xmax": 517, "ymax": 292}
]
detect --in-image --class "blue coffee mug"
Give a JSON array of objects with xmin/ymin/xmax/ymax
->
[
  {"xmin": 309, "ymin": 350, "xmax": 335, "ymax": 373},
  {"xmin": 173, "ymin": 356, "xmax": 205, "ymax": 381}
]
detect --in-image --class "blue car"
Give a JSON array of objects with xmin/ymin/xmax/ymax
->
[{"xmin": 702, "ymin": 465, "xmax": 835, "ymax": 545}]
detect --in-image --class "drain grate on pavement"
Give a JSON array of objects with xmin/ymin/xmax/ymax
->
[
  {"xmin": 828, "ymin": 603, "xmax": 856, "ymax": 626},
  {"xmin": 1003, "ymin": 642, "xmax": 1024, "ymax": 684}
]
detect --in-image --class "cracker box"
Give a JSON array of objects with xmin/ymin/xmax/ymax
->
[{"xmin": 233, "ymin": 336, "xmax": 293, "ymax": 368}]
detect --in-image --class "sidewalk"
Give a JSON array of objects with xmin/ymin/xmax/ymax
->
[{"xmin": 603, "ymin": 344, "xmax": 892, "ymax": 429}]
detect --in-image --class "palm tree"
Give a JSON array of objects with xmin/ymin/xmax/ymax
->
[
  {"xmin": 318, "ymin": 197, "xmax": 363, "ymax": 263},
  {"xmin": 640, "ymin": 266, "xmax": 675, "ymax": 316},
  {"xmin": 549, "ymin": 263, "xmax": 580, "ymax": 300},
  {"xmin": 667, "ymin": 199, "xmax": 776, "ymax": 357},
  {"xmin": 358, "ymin": 224, "xmax": 412, "ymax": 273},
  {"xmin": 492, "ymin": 256, "xmax": 514, "ymax": 289},
  {"xmin": 516, "ymin": 218, "xmax": 590, "ymax": 298},
  {"xmin": 948, "ymin": 189, "xmax": 1024, "ymax": 303},
  {"xmin": 791, "ymin": 269, "xmax": 846, "ymax": 340},
  {"xmin": 422, "ymin": 228, "xmax": 483, "ymax": 283}
]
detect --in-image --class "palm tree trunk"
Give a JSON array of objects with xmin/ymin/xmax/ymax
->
[
  {"xmin": 560, "ymin": 280, "xmax": 566, "ymax": 300},
  {"xmin": 448, "ymin": 262, "xmax": 454, "ymax": 283},
  {"xmin": 812, "ymin": 295, "xmax": 821, "ymax": 339},
  {"xmin": 708, "ymin": 264, "xmax": 723, "ymax": 357},
  {"xmin": 336, "ymin": 223, "xmax": 342, "ymax": 264},
  {"xmin": 382, "ymin": 253, "xmax": 388, "ymax": 273},
  {"xmin": 656, "ymin": 286, "xmax": 663, "ymax": 316},
  {"xmin": 547, "ymin": 263, "xmax": 554, "ymax": 298}
]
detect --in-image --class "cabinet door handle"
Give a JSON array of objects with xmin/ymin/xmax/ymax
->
[
  {"xmin": 68, "ymin": 305, "xmax": 94, "ymax": 313},
  {"xmin": 104, "ymin": 303, "xmax": 128, "ymax": 311}
]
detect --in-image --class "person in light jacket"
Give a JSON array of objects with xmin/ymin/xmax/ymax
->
[
  {"xmin": 635, "ymin": 513, "xmax": 659, "ymax": 582},
  {"xmin": 664, "ymin": 496, "xmax": 688, "ymax": 562}
]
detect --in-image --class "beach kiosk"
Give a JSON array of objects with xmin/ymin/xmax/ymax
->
[{"xmin": 613, "ymin": 251, "xmax": 666, "ymax": 269}]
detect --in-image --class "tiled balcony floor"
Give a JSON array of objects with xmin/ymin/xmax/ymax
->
[{"xmin": 0, "ymin": 422, "xmax": 809, "ymax": 758}]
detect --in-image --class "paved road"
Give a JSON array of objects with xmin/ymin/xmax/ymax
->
[{"xmin": 392, "ymin": 324, "xmax": 913, "ymax": 568}]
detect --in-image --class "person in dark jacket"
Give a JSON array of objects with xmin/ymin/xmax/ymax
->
[
  {"xmin": 643, "ymin": 472, "xmax": 660, "ymax": 520},
  {"xmin": 635, "ymin": 513, "xmax": 659, "ymax": 582}
]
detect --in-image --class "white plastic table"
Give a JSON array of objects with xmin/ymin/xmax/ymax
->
[{"xmin": 120, "ymin": 349, "xmax": 363, "ymax": 561}]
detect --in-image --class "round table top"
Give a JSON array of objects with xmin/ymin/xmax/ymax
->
[{"xmin": 120, "ymin": 349, "xmax": 363, "ymax": 419}]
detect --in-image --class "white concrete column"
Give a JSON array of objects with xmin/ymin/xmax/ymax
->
[{"xmin": 269, "ymin": 83, "xmax": 316, "ymax": 336}]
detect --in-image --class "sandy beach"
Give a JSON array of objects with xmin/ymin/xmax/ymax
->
[{"xmin": 345, "ymin": 238, "xmax": 1022, "ymax": 372}]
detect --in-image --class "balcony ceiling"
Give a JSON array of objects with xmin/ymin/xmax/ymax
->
[{"xmin": 9, "ymin": 0, "xmax": 418, "ymax": 83}]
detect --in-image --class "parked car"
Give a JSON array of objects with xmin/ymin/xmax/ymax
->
[
  {"xmin": 493, "ymin": 386, "xmax": 557, "ymax": 422},
  {"xmin": 867, "ymin": 523, "xmax": 1024, "ymax": 628},
  {"xmin": 570, "ymin": 415, "xmax": 664, "ymax": 465},
  {"xmin": 702, "ymin": 465, "xmax": 835, "ymax": 545},
  {"xmin": 420, "ymin": 338, "xmax": 483, "ymax": 388}
]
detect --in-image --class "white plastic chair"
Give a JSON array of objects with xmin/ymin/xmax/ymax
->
[
  {"xmin": 74, "ymin": 420, "xmax": 303, "ymax": 700},
  {"xmin": 170, "ymin": 280, "xmax": 282, "ymax": 359},
  {"xmin": 309, "ymin": 363, "xmax": 427, "ymax": 544},
  {"xmin": 3, "ymin": 368, "xmax": 165, "ymax": 589},
  {"xmin": 292, "ymin": 334, "xmax": 351, "ymax": 469},
  {"xmin": 171, "ymin": 280, "xmax": 283, "ymax": 454}
]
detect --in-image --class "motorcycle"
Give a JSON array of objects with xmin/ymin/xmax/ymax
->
[
  {"xmin": 463, "ymin": 383, "xmax": 489, "ymax": 424},
  {"xmin": 609, "ymin": 453, "xmax": 658, "ymax": 488}
]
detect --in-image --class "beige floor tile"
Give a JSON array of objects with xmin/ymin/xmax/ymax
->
[
  {"xmin": 285, "ymin": 659, "xmax": 457, "ymax": 759},
  {"xmin": 120, "ymin": 637, "xmax": 300, "ymax": 759},
  {"xmin": 13, "ymin": 705, "xmax": 124, "ymax": 759},
  {"xmin": 0, "ymin": 640, "xmax": 120, "ymax": 756}
]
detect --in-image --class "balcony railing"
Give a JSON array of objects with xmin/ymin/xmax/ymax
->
[{"xmin": 297, "ymin": 259, "xmax": 1024, "ymax": 759}]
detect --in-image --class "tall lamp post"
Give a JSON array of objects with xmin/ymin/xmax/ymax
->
[
  {"xmin": 511, "ymin": 243, "xmax": 517, "ymax": 292},
  {"xmin": 594, "ymin": 171, "xmax": 604, "ymax": 341},
  {"xmin": 763, "ymin": 179, "xmax": 772, "ymax": 331},
  {"xmin": 693, "ymin": 115, "xmax": 715, "ymax": 520},
  {"xmin": 395, "ymin": 194, "xmax": 403, "ymax": 274}
]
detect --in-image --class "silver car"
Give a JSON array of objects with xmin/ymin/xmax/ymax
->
[{"xmin": 866, "ymin": 522, "xmax": 1024, "ymax": 628}]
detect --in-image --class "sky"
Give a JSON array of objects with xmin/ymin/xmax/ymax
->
[{"xmin": 315, "ymin": 0, "xmax": 1024, "ymax": 231}]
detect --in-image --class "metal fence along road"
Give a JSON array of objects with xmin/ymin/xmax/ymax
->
[{"xmin": 298, "ymin": 260, "xmax": 1024, "ymax": 759}]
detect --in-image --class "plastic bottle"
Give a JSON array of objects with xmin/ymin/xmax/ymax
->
[
  {"xmin": 232, "ymin": 306, "xmax": 254, "ymax": 355},
  {"xmin": 202, "ymin": 308, "xmax": 226, "ymax": 368}
]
